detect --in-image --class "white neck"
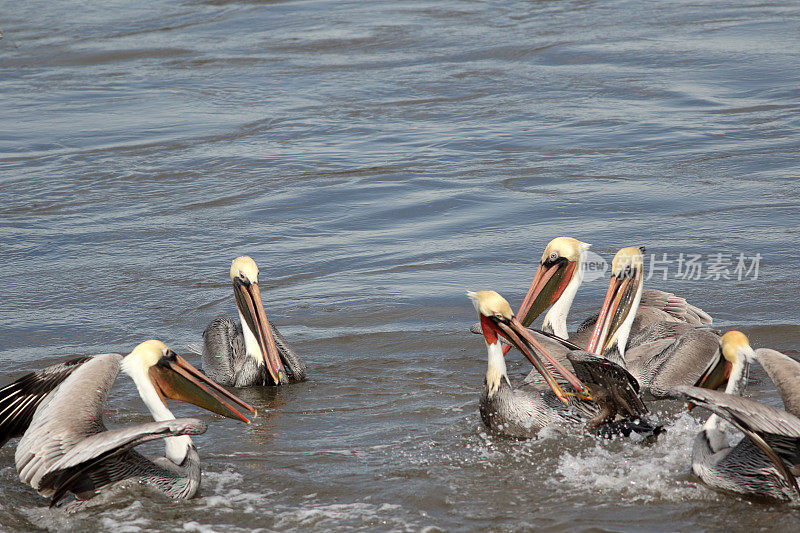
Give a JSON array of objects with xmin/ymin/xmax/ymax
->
[
  {"xmin": 542, "ymin": 249, "xmax": 587, "ymax": 338},
  {"xmin": 122, "ymin": 360, "xmax": 193, "ymax": 465},
  {"xmin": 608, "ymin": 280, "xmax": 643, "ymax": 359},
  {"xmin": 238, "ymin": 310, "xmax": 265, "ymax": 365},
  {"xmin": 701, "ymin": 351, "xmax": 749, "ymax": 451},
  {"xmin": 485, "ymin": 341, "xmax": 510, "ymax": 398}
]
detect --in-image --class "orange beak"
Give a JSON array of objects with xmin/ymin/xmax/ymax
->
[
  {"xmin": 586, "ymin": 269, "xmax": 640, "ymax": 355},
  {"xmin": 517, "ymin": 259, "xmax": 577, "ymax": 328},
  {"xmin": 149, "ymin": 353, "xmax": 257, "ymax": 423},
  {"xmin": 233, "ymin": 278, "xmax": 287, "ymax": 385},
  {"xmin": 502, "ymin": 259, "xmax": 576, "ymax": 357}
]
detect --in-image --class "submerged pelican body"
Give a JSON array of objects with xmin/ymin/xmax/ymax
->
[
  {"xmin": 0, "ymin": 340, "xmax": 255, "ymax": 508},
  {"xmin": 671, "ymin": 332, "xmax": 800, "ymax": 502},
  {"xmin": 201, "ymin": 256, "xmax": 306, "ymax": 387},
  {"xmin": 469, "ymin": 290, "xmax": 660, "ymax": 439}
]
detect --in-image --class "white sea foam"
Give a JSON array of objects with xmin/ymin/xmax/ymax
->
[
  {"xmin": 272, "ymin": 501, "xmax": 406, "ymax": 530},
  {"xmin": 198, "ymin": 469, "xmax": 275, "ymax": 514},
  {"xmin": 553, "ymin": 412, "xmax": 719, "ymax": 503}
]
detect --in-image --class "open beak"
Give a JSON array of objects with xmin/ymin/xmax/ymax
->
[
  {"xmin": 149, "ymin": 353, "xmax": 257, "ymax": 423},
  {"xmin": 234, "ymin": 278, "xmax": 287, "ymax": 385},
  {"xmin": 586, "ymin": 269, "xmax": 641, "ymax": 355},
  {"xmin": 480, "ymin": 314, "xmax": 587, "ymax": 404},
  {"xmin": 687, "ymin": 352, "xmax": 732, "ymax": 411},
  {"xmin": 517, "ymin": 259, "xmax": 577, "ymax": 328}
]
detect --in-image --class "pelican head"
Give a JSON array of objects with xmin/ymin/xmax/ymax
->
[
  {"xmin": 690, "ymin": 331, "xmax": 753, "ymax": 396},
  {"xmin": 688, "ymin": 330, "xmax": 755, "ymax": 410},
  {"xmin": 721, "ymin": 331, "xmax": 755, "ymax": 364},
  {"xmin": 230, "ymin": 256, "xmax": 287, "ymax": 385},
  {"xmin": 230, "ymin": 256, "xmax": 259, "ymax": 285},
  {"xmin": 587, "ymin": 246, "xmax": 645, "ymax": 356},
  {"xmin": 122, "ymin": 340, "xmax": 256, "ymax": 423},
  {"xmin": 468, "ymin": 290, "xmax": 587, "ymax": 403},
  {"xmin": 517, "ymin": 237, "xmax": 590, "ymax": 328}
]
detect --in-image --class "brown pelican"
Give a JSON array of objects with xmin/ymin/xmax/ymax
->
[
  {"xmin": 470, "ymin": 237, "xmax": 712, "ymax": 356},
  {"xmin": 585, "ymin": 247, "xmax": 725, "ymax": 397},
  {"xmin": 671, "ymin": 332, "xmax": 800, "ymax": 502},
  {"xmin": 516, "ymin": 237, "xmax": 712, "ymax": 344},
  {"xmin": 468, "ymin": 290, "xmax": 660, "ymax": 439},
  {"xmin": 0, "ymin": 340, "xmax": 255, "ymax": 508},
  {"xmin": 201, "ymin": 256, "xmax": 306, "ymax": 387}
]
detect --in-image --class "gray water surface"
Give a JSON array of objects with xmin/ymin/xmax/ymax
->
[{"xmin": 1, "ymin": 0, "xmax": 800, "ymax": 531}]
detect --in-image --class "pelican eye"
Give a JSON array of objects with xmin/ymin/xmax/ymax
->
[
  {"xmin": 492, "ymin": 312, "xmax": 509, "ymax": 323},
  {"xmin": 160, "ymin": 349, "xmax": 178, "ymax": 363}
]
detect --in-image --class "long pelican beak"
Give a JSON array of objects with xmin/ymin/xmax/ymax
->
[
  {"xmin": 517, "ymin": 259, "xmax": 577, "ymax": 328},
  {"xmin": 686, "ymin": 350, "xmax": 732, "ymax": 411},
  {"xmin": 586, "ymin": 269, "xmax": 641, "ymax": 355},
  {"xmin": 149, "ymin": 353, "xmax": 257, "ymax": 423},
  {"xmin": 480, "ymin": 314, "xmax": 587, "ymax": 404},
  {"xmin": 233, "ymin": 278, "xmax": 287, "ymax": 385}
]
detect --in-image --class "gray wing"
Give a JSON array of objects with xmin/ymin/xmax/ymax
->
[
  {"xmin": 639, "ymin": 288, "xmax": 713, "ymax": 325},
  {"xmin": 755, "ymin": 349, "xmax": 800, "ymax": 418},
  {"xmin": 566, "ymin": 308, "xmax": 696, "ymax": 350},
  {"xmin": 0, "ymin": 356, "xmax": 94, "ymax": 448},
  {"xmin": 568, "ymin": 289, "xmax": 712, "ymax": 347},
  {"xmin": 15, "ymin": 354, "xmax": 123, "ymax": 491},
  {"xmin": 201, "ymin": 316, "xmax": 246, "ymax": 386},
  {"xmin": 627, "ymin": 321, "xmax": 696, "ymax": 349},
  {"xmin": 627, "ymin": 327, "xmax": 721, "ymax": 397},
  {"xmin": 670, "ymin": 385, "xmax": 800, "ymax": 497},
  {"xmin": 38, "ymin": 418, "xmax": 206, "ymax": 506},
  {"xmin": 670, "ymin": 386, "xmax": 800, "ymax": 438}
]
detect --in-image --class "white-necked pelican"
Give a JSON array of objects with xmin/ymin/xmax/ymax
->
[
  {"xmin": 469, "ymin": 290, "xmax": 660, "ymax": 439},
  {"xmin": 201, "ymin": 256, "xmax": 306, "ymax": 387},
  {"xmin": 585, "ymin": 247, "xmax": 725, "ymax": 397},
  {"xmin": 671, "ymin": 332, "xmax": 800, "ymax": 502},
  {"xmin": 515, "ymin": 237, "xmax": 712, "ymax": 345},
  {"xmin": 0, "ymin": 340, "xmax": 255, "ymax": 508}
]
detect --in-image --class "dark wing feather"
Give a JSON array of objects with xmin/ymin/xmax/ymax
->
[
  {"xmin": 201, "ymin": 316, "xmax": 245, "ymax": 386},
  {"xmin": 567, "ymin": 350, "xmax": 647, "ymax": 416},
  {"xmin": 0, "ymin": 356, "xmax": 94, "ymax": 447},
  {"xmin": 669, "ymin": 386, "xmax": 800, "ymax": 439}
]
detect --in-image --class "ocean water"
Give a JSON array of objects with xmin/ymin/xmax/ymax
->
[{"xmin": 1, "ymin": 0, "xmax": 799, "ymax": 530}]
